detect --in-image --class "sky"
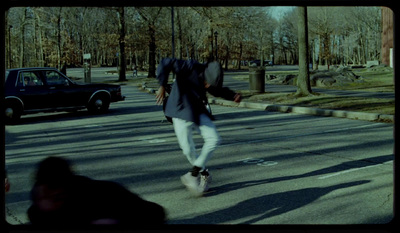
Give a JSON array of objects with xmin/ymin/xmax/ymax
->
[{"xmin": 269, "ymin": 6, "xmax": 296, "ymax": 19}]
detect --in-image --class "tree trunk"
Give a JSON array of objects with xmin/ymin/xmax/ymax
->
[
  {"xmin": 296, "ymin": 6, "xmax": 312, "ymax": 96},
  {"xmin": 117, "ymin": 7, "xmax": 127, "ymax": 81},
  {"xmin": 238, "ymin": 42, "xmax": 242, "ymax": 69},
  {"xmin": 35, "ymin": 12, "xmax": 44, "ymax": 67},
  {"xmin": 148, "ymin": 23, "xmax": 156, "ymax": 78},
  {"xmin": 57, "ymin": 7, "xmax": 62, "ymax": 69},
  {"xmin": 176, "ymin": 8, "xmax": 183, "ymax": 59},
  {"xmin": 224, "ymin": 45, "xmax": 228, "ymax": 70},
  {"xmin": 19, "ymin": 8, "xmax": 27, "ymax": 67},
  {"xmin": 135, "ymin": 50, "xmax": 139, "ymax": 69}
]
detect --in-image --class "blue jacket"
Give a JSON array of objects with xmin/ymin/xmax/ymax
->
[{"xmin": 157, "ymin": 58, "xmax": 237, "ymax": 124}]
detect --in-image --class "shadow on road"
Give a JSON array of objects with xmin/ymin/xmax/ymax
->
[
  {"xmin": 170, "ymin": 180, "xmax": 370, "ymax": 224},
  {"xmin": 204, "ymin": 154, "xmax": 392, "ymax": 199},
  {"xmin": 7, "ymin": 104, "xmax": 160, "ymax": 126}
]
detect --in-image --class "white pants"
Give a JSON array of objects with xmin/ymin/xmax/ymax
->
[{"xmin": 172, "ymin": 114, "xmax": 220, "ymax": 170}]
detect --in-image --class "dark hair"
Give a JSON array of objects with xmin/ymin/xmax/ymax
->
[
  {"xmin": 204, "ymin": 61, "xmax": 223, "ymax": 88},
  {"xmin": 35, "ymin": 157, "xmax": 74, "ymax": 187}
]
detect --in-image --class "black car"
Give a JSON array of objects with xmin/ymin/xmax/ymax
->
[{"xmin": 4, "ymin": 67, "xmax": 125, "ymax": 123}]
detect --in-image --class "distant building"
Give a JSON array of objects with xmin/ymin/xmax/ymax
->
[{"xmin": 381, "ymin": 7, "xmax": 393, "ymax": 67}]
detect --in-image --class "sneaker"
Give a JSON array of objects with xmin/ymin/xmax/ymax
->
[
  {"xmin": 180, "ymin": 172, "xmax": 203, "ymax": 197},
  {"xmin": 200, "ymin": 170, "xmax": 212, "ymax": 192}
]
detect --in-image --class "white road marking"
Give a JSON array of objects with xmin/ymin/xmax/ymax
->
[
  {"xmin": 237, "ymin": 158, "xmax": 278, "ymax": 167},
  {"xmin": 258, "ymin": 161, "xmax": 278, "ymax": 167},
  {"xmin": 318, "ymin": 160, "xmax": 393, "ymax": 179}
]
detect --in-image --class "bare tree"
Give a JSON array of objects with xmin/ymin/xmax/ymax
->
[
  {"xmin": 32, "ymin": 8, "xmax": 44, "ymax": 67},
  {"xmin": 117, "ymin": 7, "xmax": 127, "ymax": 81},
  {"xmin": 5, "ymin": 6, "xmax": 383, "ymax": 72},
  {"xmin": 296, "ymin": 6, "xmax": 312, "ymax": 96},
  {"xmin": 136, "ymin": 7, "xmax": 163, "ymax": 78}
]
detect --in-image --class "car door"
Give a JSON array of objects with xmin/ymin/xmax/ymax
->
[
  {"xmin": 44, "ymin": 70, "xmax": 83, "ymax": 108},
  {"xmin": 15, "ymin": 71, "xmax": 49, "ymax": 110}
]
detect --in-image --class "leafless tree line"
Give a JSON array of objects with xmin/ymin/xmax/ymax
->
[{"xmin": 5, "ymin": 6, "xmax": 382, "ymax": 78}]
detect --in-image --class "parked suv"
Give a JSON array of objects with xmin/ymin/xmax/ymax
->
[{"xmin": 4, "ymin": 67, "xmax": 125, "ymax": 123}]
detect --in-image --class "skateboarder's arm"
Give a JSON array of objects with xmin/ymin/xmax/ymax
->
[
  {"xmin": 156, "ymin": 58, "xmax": 176, "ymax": 87},
  {"xmin": 156, "ymin": 58, "xmax": 176, "ymax": 105},
  {"xmin": 206, "ymin": 86, "xmax": 241, "ymax": 103},
  {"xmin": 156, "ymin": 58, "xmax": 203, "ymax": 105}
]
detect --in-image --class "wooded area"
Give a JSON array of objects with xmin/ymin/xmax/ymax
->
[{"xmin": 5, "ymin": 6, "xmax": 383, "ymax": 78}]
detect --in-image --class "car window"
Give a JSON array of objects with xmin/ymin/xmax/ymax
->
[
  {"xmin": 5, "ymin": 71, "xmax": 9, "ymax": 83},
  {"xmin": 17, "ymin": 71, "xmax": 44, "ymax": 87},
  {"xmin": 45, "ymin": 71, "xmax": 69, "ymax": 86}
]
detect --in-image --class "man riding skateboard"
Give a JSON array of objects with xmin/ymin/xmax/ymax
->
[{"xmin": 156, "ymin": 58, "xmax": 241, "ymax": 196}]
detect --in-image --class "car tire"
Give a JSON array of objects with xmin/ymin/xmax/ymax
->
[
  {"xmin": 87, "ymin": 93, "xmax": 110, "ymax": 114},
  {"xmin": 4, "ymin": 101, "xmax": 22, "ymax": 124}
]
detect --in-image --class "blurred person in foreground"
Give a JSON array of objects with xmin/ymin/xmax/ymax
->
[
  {"xmin": 4, "ymin": 170, "xmax": 10, "ymax": 228},
  {"xmin": 27, "ymin": 156, "xmax": 166, "ymax": 227},
  {"xmin": 5, "ymin": 170, "xmax": 10, "ymax": 193},
  {"xmin": 156, "ymin": 58, "xmax": 241, "ymax": 196}
]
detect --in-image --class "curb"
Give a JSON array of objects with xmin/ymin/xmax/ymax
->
[
  {"xmin": 139, "ymin": 83, "xmax": 394, "ymax": 123},
  {"xmin": 208, "ymin": 98, "xmax": 394, "ymax": 123}
]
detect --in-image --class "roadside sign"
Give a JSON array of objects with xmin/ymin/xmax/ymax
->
[{"xmin": 83, "ymin": 53, "xmax": 91, "ymax": 60}]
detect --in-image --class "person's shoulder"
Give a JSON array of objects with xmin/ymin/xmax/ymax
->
[{"xmin": 191, "ymin": 60, "xmax": 206, "ymax": 71}]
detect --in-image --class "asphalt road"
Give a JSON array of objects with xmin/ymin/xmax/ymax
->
[{"xmin": 5, "ymin": 84, "xmax": 394, "ymax": 225}]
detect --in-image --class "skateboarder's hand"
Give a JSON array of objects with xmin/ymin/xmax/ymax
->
[
  {"xmin": 233, "ymin": 93, "xmax": 241, "ymax": 103},
  {"xmin": 156, "ymin": 86, "xmax": 166, "ymax": 105}
]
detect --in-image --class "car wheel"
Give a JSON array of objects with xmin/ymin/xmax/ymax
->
[
  {"xmin": 87, "ymin": 94, "xmax": 110, "ymax": 114},
  {"xmin": 5, "ymin": 102, "xmax": 22, "ymax": 124}
]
